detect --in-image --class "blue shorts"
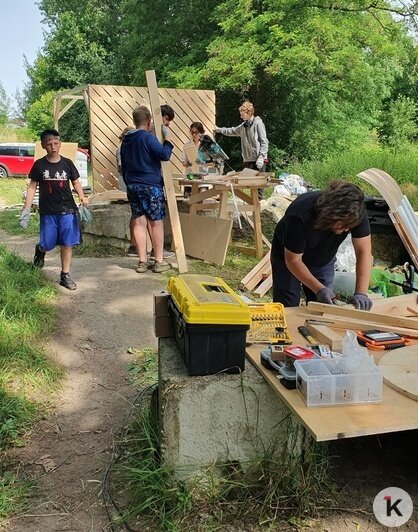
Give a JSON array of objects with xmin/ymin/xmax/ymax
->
[
  {"xmin": 126, "ymin": 184, "xmax": 166, "ymax": 221},
  {"xmin": 39, "ymin": 213, "xmax": 80, "ymax": 251}
]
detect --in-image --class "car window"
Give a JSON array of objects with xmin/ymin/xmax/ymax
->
[
  {"xmin": 0, "ymin": 146, "xmax": 19, "ymax": 156},
  {"xmin": 20, "ymin": 146, "xmax": 35, "ymax": 157}
]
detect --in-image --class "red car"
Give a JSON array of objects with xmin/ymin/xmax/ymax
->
[{"xmin": 0, "ymin": 143, "xmax": 36, "ymax": 177}]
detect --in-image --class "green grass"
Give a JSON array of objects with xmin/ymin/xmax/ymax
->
[
  {"xmin": 112, "ymin": 399, "xmax": 331, "ymax": 531},
  {"xmin": 73, "ymin": 240, "xmax": 125, "ymax": 257},
  {"xmin": 286, "ymin": 143, "xmax": 418, "ymax": 207},
  {"xmin": 126, "ymin": 347, "xmax": 158, "ymax": 387},
  {"xmin": 0, "ymin": 126, "xmax": 33, "ymax": 143},
  {"xmin": 0, "ymin": 178, "xmax": 27, "ymax": 207},
  {"xmin": 0, "ymin": 471, "xmax": 33, "ymax": 519},
  {"xmin": 0, "ymin": 209, "xmax": 39, "ymax": 238},
  {"xmin": 0, "ymin": 245, "xmax": 61, "ymax": 521}
]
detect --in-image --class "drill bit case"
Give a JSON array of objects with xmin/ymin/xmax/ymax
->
[{"xmin": 167, "ymin": 275, "xmax": 251, "ymax": 376}]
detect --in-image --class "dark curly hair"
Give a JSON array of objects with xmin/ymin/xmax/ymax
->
[{"xmin": 314, "ymin": 180, "xmax": 366, "ymax": 230}]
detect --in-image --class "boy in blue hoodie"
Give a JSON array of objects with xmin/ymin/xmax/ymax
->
[{"xmin": 120, "ymin": 105, "xmax": 173, "ymax": 273}]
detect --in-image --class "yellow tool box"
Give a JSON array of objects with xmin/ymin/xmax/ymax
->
[{"xmin": 167, "ymin": 274, "xmax": 251, "ymax": 375}]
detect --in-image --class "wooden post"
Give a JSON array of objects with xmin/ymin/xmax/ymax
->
[
  {"xmin": 145, "ymin": 70, "xmax": 188, "ymax": 273},
  {"xmin": 251, "ymin": 188, "xmax": 263, "ymax": 258}
]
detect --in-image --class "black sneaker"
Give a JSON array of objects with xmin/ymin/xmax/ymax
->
[
  {"xmin": 60, "ymin": 273, "xmax": 77, "ymax": 290},
  {"xmin": 33, "ymin": 244, "xmax": 46, "ymax": 268},
  {"xmin": 127, "ymin": 245, "xmax": 137, "ymax": 257}
]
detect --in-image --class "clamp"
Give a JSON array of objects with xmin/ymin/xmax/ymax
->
[{"xmin": 389, "ymin": 262, "xmax": 418, "ymax": 294}]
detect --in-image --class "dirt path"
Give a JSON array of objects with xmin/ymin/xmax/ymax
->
[{"xmin": 2, "ymin": 230, "xmax": 165, "ymax": 531}]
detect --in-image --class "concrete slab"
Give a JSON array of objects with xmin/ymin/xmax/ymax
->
[{"xmin": 158, "ymin": 338, "xmax": 302, "ymax": 480}]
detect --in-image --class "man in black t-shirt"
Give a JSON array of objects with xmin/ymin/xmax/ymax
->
[
  {"xmin": 271, "ymin": 180, "xmax": 373, "ymax": 310},
  {"xmin": 20, "ymin": 129, "xmax": 88, "ymax": 290}
]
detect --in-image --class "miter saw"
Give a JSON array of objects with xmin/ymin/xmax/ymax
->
[{"xmin": 197, "ymin": 134, "xmax": 229, "ymax": 174}]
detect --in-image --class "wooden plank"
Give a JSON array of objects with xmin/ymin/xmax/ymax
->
[
  {"xmin": 244, "ymin": 214, "xmax": 271, "ymax": 249},
  {"xmin": 305, "ymin": 323, "xmax": 343, "ymax": 351},
  {"xmin": 307, "ymin": 302, "xmax": 418, "ymax": 330},
  {"xmin": 298, "ymin": 313, "xmax": 418, "ymax": 339},
  {"xmin": 251, "ymin": 187, "xmax": 263, "ymax": 258},
  {"xmin": 146, "ymin": 70, "xmax": 188, "ymax": 273},
  {"xmin": 371, "ymin": 294, "xmax": 418, "ymax": 315},
  {"xmin": 188, "ymin": 188, "xmax": 220, "ymax": 205},
  {"xmin": 252, "ymin": 274, "xmax": 273, "ymax": 297},
  {"xmin": 179, "ymin": 213, "xmax": 232, "ymax": 266},
  {"xmin": 240, "ymin": 251, "xmax": 271, "ymax": 288}
]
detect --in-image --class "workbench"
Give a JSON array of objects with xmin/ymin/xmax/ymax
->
[
  {"xmin": 174, "ymin": 175, "xmax": 271, "ymax": 258},
  {"xmin": 246, "ymin": 307, "xmax": 418, "ymax": 442}
]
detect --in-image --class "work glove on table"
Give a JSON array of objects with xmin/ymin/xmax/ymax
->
[
  {"xmin": 19, "ymin": 208, "xmax": 30, "ymax": 229},
  {"xmin": 256, "ymin": 154, "xmax": 265, "ymax": 170},
  {"xmin": 316, "ymin": 287, "xmax": 336, "ymax": 305},
  {"xmin": 348, "ymin": 292, "xmax": 373, "ymax": 311}
]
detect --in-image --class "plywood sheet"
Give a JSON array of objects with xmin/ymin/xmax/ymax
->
[
  {"xmin": 246, "ymin": 307, "xmax": 418, "ymax": 441},
  {"xmin": 179, "ymin": 213, "xmax": 232, "ymax": 265},
  {"xmin": 35, "ymin": 141, "xmax": 77, "ymax": 163},
  {"xmin": 378, "ymin": 347, "xmax": 418, "ymax": 401}
]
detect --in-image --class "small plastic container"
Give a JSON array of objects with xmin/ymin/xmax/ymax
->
[{"xmin": 294, "ymin": 358, "xmax": 383, "ymax": 407}]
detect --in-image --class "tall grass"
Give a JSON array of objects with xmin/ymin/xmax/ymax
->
[
  {"xmin": 0, "ymin": 126, "xmax": 33, "ymax": 143},
  {"xmin": 0, "ymin": 210, "xmax": 39, "ymax": 237},
  {"xmin": 114, "ymin": 396, "xmax": 330, "ymax": 531},
  {"xmin": 286, "ymin": 144, "xmax": 418, "ymax": 207},
  {"xmin": 0, "ymin": 246, "xmax": 61, "ymax": 520},
  {"xmin": 0, "ymin": 178, "xmax": 27, "ymax": 207}
]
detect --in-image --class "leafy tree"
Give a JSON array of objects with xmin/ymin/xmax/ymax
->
[
  {"xmin": 26, "ymin": 91, "xmax": 55, "ymax": 138},
  {"xmin": 0, "ymin": 82, "xmax": 11, "ymax": 126},
  {"xmin": 116, "ymin": 0, "xmax": 221, "ymax": 87},
  {"xmin": 198, "ymin": 0, "xmax": 412, "ymax": 159},
  {"xmin": 378, "ymin": 95, "xmax": 418, "ymax": 150}
]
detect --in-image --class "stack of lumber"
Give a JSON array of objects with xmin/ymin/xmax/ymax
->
[
  {"xmin": 358, "ymin": 168, "xmax": 418, "ymax": 269},
  {"xmin": 298, "ymin": 294, "xmax": 418, "ymax": 339},
  {"xmin": 240, "ymin": 251, "xmax": 272, "ymax": 297}
]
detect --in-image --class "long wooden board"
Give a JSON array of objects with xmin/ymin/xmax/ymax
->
[
  {"xmin": 179, "ymin": 213, "xmax": 232, "ymax": 266},
  {"xmin": 307, "ymin": 302, "xmax": 418, "ymax": 330},
  {"xmin": 146, "ymin": 70, "xmax": 188, "ymax": 273},
  {"xmin": 297, "ymin": 313, "xmax": 418, "ymax": 339},
  {"xmin": 378, "ymin": 347, "xmax": 418, "ymax": 401}
]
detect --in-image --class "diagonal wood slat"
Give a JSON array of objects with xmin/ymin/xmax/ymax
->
[{"xmin": 86, "ymin": 84, "xmax": 215, "ymax": 191}]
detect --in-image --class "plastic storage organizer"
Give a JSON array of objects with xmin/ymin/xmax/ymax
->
[{"xmin": 294, "ymin": 358, "xmax": 383, "ymax": 407}]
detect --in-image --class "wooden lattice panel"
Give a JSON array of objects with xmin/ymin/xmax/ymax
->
[{"xmin": 87, "ymin": 84, "xmax": 216, "ymax": 192}]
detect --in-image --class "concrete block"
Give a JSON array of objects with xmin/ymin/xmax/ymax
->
[
  {"xmin": 84, "ymin": 203, "xmax": 131, "ymax": 242},
  {"xmin": 158, "ymin": 338, "xmax": 300, "ymax": 480}
]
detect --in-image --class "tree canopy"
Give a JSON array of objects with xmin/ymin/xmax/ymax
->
[{"xmin": 24, "ymin": 0, "xmax": 418, "ymax": 160}]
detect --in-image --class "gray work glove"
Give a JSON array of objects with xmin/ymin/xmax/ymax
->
[
  {"xmin": 256, "ymin": 154, "xmax": 265, "ymax": 170},
  {"xmin": 316, "ymin": 287, "xmax": 336, "ymax": 305},
  {"xmin": 348, "ymin": 292, "xmax": 373, "ymax": 311},
  {"xmin": 19, "ymin": 208, "xmax": 30, "ymax": 229},
  {"xmin": 161, "ymin": 125, "xmax": 171, "ymax": 141}
]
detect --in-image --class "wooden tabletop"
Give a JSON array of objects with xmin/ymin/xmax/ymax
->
[{"xmin": 246, "ymin": 307, "xmax": 418, "ymax": 441}]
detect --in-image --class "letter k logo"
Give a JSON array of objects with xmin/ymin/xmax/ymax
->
[{"xmin": 384, "ymin": 495, "xmax": 403, "ymax": 517}]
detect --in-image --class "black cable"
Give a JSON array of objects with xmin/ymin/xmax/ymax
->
[{"xmin": 102, "ymin": 384, "xmax": 157, "ymax": 531}]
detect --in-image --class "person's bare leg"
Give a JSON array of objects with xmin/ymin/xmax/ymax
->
[
  {"xmin": 130, "ymin": 218, "xmax": 135, "ymax": 247},
  {"xmin": 132, "ymin": 215, "xmax": 148, "ymax": 263},
  {"xmin": 60, "ymin": 245, "xmax": 72, "ymax": 273},
  {"xmin": 148, "ymin": 220, "xmax": 164, "ymax": 263}
]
